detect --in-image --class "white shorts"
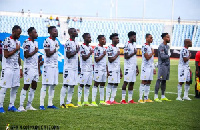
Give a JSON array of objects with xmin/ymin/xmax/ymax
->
[
  {"xmin": 108, "ymin": 71, "xmax": 120, "ymax": 84},
  {"xmin": 94, "ymin": 70, "xmax": 107, "ymax": 83},
  {"xmin": 63, "ymin": 69, "xmax": 78, "ymax": 86},
  {"xmin": 79, "ymin": 71, "xmax": 93, "ymax": 85},
  {"xmin": 124, "ymin": 68, "xmax": 136, "ymax": 82},
  {"xmin": 140, "ymin": 66, "xmax": 153, "ymax": 81},
  {"xmin": 0, "ymin": 68, "xmax": 20, "ymax": 88},
  {"xmin": 178, "ymin": 67, "xmax": 190, "ymax": 82},
  {"xmin": 24, "ymin": 67, "xmax": 39, "ymax": 84},
  {"xmin": 42, "ymin": 65, "xmax": 58, "ymax": 85}
]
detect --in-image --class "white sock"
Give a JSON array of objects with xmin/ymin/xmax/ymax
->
[
  {"xmin": 84, "ymin": 86, "xmax": 90, "ymax": 102},
  {"xmin": 184, "ymin": 84, "xmax": 190, "ymax": 98},
  {"xmin": 40, "ymin": 85, "xmax": 47, "ymax": 106},
  {"xmin": 27, "ymin": 88, "xmax": 35, "ymax": 107},
  {"xmin": 66, "ymin": 86, "xmax": 74, "ymax": 104},
  {"xmin": 161, "ymin": 95, "xmax": 165, "ymax": 99},
  {"xmin": 9, "ymin": 86, "xmax": 19, "ymax": 107},
  {"xmin": 139, "ymin": 84, "xmax": 144, "ymax": 100},
  {"xmin": 128, "ymin": 90, "xmax": 133, "ymax": 101},
  {"xmin": 110, "ymin": 85, "xmax": 117, "ymax": 102},
  {"xmin": 122, "ymin": 90, "xmax": 126, "ymax": 100},
  {"xmin": 0, "ymin": 87, "xmax": 7, "ymax": 108},
  {"xmin": 146, "ymin": 84, "xmax": 150, "ymax": 97},
  {"xmin": 20, "ymin": 88, "xmax": 27, "ymax": 107},
  {"xmin": 48, "ymin": 85, "xmax": 55, "ymax": 106},
  {"xmin": 106, "ymin": 84, "xmax": 112, "ymax": 101},
  {"xmin": 144, "ymin": 85, "xmax": 148, "ymax": 100},
  {"xmin": 154, "ymin": 94, "xmax": 158, "ymax": 99},
  {"xmin": 60, "ymin": 85, "xmax": 67, "ymax": 105},
  {"xmin": 92, "ymin": 86, "xmax": 98, "ymax": 102},
  {"xmin": 78, "ymin": 86, "xmax": 83, "ymax": 102},
  {"xmin": 99, "ymin": 86, "xmax": 104, "ymax": 101},
  {"xmin": 177, "ymin": 84, "xmax": 182, "ymax": 98}
]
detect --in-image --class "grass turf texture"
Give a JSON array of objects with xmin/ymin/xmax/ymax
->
[{"xmin": 0, "ymin": 57, "xmax": 199, "ymax": 129}]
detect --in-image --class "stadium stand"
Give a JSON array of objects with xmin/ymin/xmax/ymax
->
[
  {"xmin": 68, "ymin": 20, "xmax": 164, "ymax": 45},
  {"xmin": 172, "ymin": 24, "xmax": 194, "ymax": 47},
  {"xmin": 0, "ymin": 14, "xmax": 199, "ymax": 47},
  {"xmin": 193, "ymin": 25, "xmax": 200, "ymax": 47},
  {"xmin": 0, "ymin": 15, "xmax": 60, "ymax": 37}
]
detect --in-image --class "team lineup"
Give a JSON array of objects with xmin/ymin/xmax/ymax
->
[{"xmin": 0, "ymin": 25, "xmax": 193, "ymax": 113}]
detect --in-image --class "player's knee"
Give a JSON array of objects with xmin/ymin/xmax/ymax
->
[
  {"xmin": 161, "ymin": 80, "xmax": 166, "ymax": 84},
  {"xmin": 186, "ymin": 82, "xmax": 190, "ymax": 85},
  {"xmin": 179, "ymin": 82, "xmax": 184, "ymax": 85},
  {"xmin": 23, "ymin": 84, "xmax": 30, "ymax": 90},
  {"xmin": 100, "ymin": 82, "xmax": 105, "ymax": 86}
]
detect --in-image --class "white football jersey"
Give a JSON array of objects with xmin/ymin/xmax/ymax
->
[
  {"xmin": 107, "ymin": 44, "xmax": 120, "ymax": 72},
  {"xmin": 2, "ymin": 36, "xmax": 20, "ymax": 69},
  {"xmin": 141, "ymin": 43, "xmax": 154, "ymax": 68},
  {"xmin": 64, "ymin": 39, "xmax": 79, "ymax": 70},
  {"xmin": 23, "ymin": 38, "xmax": 38, "ymax": 68},
  {"xmin": 94, "ymin": 45, "xmax": 107, "ymax": 72},
  {"xmin": 43, "ymin": 37, "xmax": 58, "ymax": 66},
  {"xmin": 179, "ymin": 47, "xmax": 190, "ymax": 67},
  {"xmin": 124, "ymin": 41, "xmax": 137, "ymax": 69},
  {"xmin": 80, "ymin": 43, "xmax": 93, "ymax": 72}
]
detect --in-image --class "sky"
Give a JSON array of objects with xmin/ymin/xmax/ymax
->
[{"xmin": 0, "ymin": 0, "xmax": 200, "ymax": 20}]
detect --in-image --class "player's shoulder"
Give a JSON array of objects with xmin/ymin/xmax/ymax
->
[
  {"xmin": 124, "ymin": 42, "xmax": 128, "ymax": 48},
  {"xmin": 4, "ymin": 37, "xmax": 11, "ymax": 42},
  {"xmin": 44, "ymin": 38, "xmax": 50, "ymax": 43},
  {"xmin": 181, "ymin": 47, "xmax": 187, "ymax": 52},
  {"xmin": 80, "ymin": 44, "xmax": 85, "ymax": 48},
  {"xmin": 142, "ymin": 44, "xmax": 148, "ymax": 49},
  {"xmin": 107, "ymin": 45, "xmax": 113, "ymax": 50},
  {"xmin": 24, "ymin": 39, "xmax": 30, "ymax": 44},
  {"xmin": 159, "ymin": 43, "xmax": 165, "ymax": 48},
  {"xmin": 94, "ymin": 46, "xmax": 99, "ymax": 50}
]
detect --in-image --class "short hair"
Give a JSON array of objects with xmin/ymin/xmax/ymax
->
[
  {"xmin": 27, "ymin": 27, "xmax": 35, "ymax": 34},
  {"xmin": 97, "ymin": 35, "xmax": 105, "ymax": 40},
  {"xmin": 109, "ymin": 33, "xmax": 118, "ymax": 40},
  {"xmin": 68, "ymin": 28, "xmax": 75, "ymax": 34},
  {"xmin": 48, "ymin": 26, "xmax": 56, "ymax": 33},
  {"xmin": 128, "ymin": 31, "xmax": 136, "ymax": 38},
  {"xmin": 82, "ymin": 33, "xmax": 90, "ymax": 39},
  {"xmin": 12, "ymin": 25, "xmax": 21, "ymax": 32},
  {"xmin": 146, "ymin": 33, "xmax": 151, "ymax": 38},
  {"xmin": 161, "ymin": 33, "xmax": 168, "ymax": 39}
]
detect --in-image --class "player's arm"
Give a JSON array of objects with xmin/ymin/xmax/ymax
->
[
  {"xmin": 38, "ymin": 60, "xmax": 41, "ymax": 76},
  {"xmin": 183, "ymin": 51, "xmax": 191, "ymax": 63},
  {"xmin": 159, "ymin": 46, "xmax": 169, "ymax": 60},
  {"xmin": 82, "ymin": 49, "xmax": 93, "ymax": 61},
  {"xmin": 124, "ymin": 45, "xmax": 137, "ymax": 59},
  {"xmin": 108, "ymin": 50, "xmax": 120, "ymax": 63},
  {"xmin": 120, "ymin": 68, "xmax": 123, "ymax": 79},
  {"xmin": 144, "ymin": 52, "xmax": 153, "ymax": 60},
  {"xmin": 45, "ymin": 49, "xmax": 56, "ymax": 57},
  {"xmin": 196, "ymin": 61, "xmax": 199, "ymax": 76},
  {"xmin": 4, "ymin": 42, "xmax": 20, "ymax": 58},
  {"xmin": 136, "ymin": 65, "xmax": 139, "ymax": 75},
  {"xmin": 106, "ymin": 65, "xmax": 109, "ymax": 77},
  {"xmin": 24, "ymin": 47, "xmax": 38, "ymax": 58},
  {"xmin": 43, "ymin": 40, "xmax": 56, "ymax": 57},
  {"xmin": 95, "ymin": 49, "xmax": 106, "ymax": 63},
  {"xmin": 18, "ymin": 53, "xmax": 23, "ymax": 78},
  {"xmin": 66, "ymin": 44, "xmax": 78, "ymax": 59}
]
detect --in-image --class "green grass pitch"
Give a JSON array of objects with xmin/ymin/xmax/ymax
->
[{"xmin": 0, "ymin": 57, "xmax": 199, "ymax": 130}]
